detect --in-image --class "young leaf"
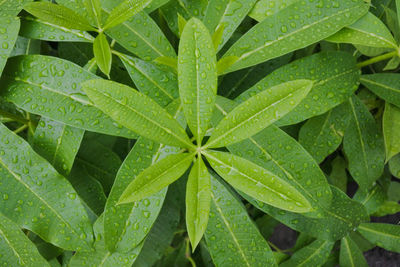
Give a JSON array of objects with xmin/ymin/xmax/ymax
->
[
  {"xmin": 82, "ymin": 79, "xmax": 193, "ymax": 148},
  {"xmin": 118, "ymin": 153, "xmax": 195, "ymax": 204},
  {"xmin": 383, "ymin": 103, "xmax": 400, "ymax": 162},
  {"xmin": 280, "ymin": 239, "xmax": 334, "ymax": 267},
  {"xmin": 20, "ymin": 17, "xmax": 94, "ymax": 43},
  {"xmin": 204, "ymin": 150, "xmax": 312, "ymax": 213},
  {"xmin": 246, "ymin": 186, "xmax": 369, "ymax": 242},
  {"xmin": 24, "ymin": 2, "xmax": 96, "ymax": 31},
  {"xmin": 206, "ymin": 80, "xmax": 312, "ymax": 148},
  {"xmin": 205, "ymin": 175, "xmax": 277, "ymax": 267},
  {"xmin": 326, "ymin": 12, "xmax": 397, "ymax": 48},
  {"xmin": 117, "ymin": 52, "xmax": 178, "ymax": 107},
  {"xmin": 299, "ymin": 103, "xmax": 350, "ymax": 163},
  {"xmin": 33, "ymin": 117, "xmax": 84, "ymax": 176},
  {"xmin": 361, "ymin": 73, "xmax": 400, "ymax": 108},
  {"xmin": 0, "ymin": 15, "xmax": 19, "ymax": 76},
  {"xmin": 343, "ymin": 95, "xmax": 385, "ymax": 191},
  {"xmin": 203, "ymin": 0, "xmax": 258, "ymax": 51},
  {"xmin": 0, "ymin": 55, "xmax": 137, "ymax": 138},
  {"xmin": 0, "ymin": 123, "xmax": 93, "ymax": 251},
  {"xmin": 0, "ymin": 212, "xmax": 50, "ymax": 267},
  {"xmin": 340, "ymin": 236, "xmax": 368, "ymax": 267},
  {"xmin": 103, "ymin": 0, "xmax": 152, "ymax": 30},
  {"xmin": 84, "ymin": 0, "xmax": 102, "ymax": 28},
  {"xmin": 220, "ymin": 0, "xmax": 369, "ymax": 73},
  {"xmin": 358, "ymin": 223, "xmax": 400, "ymax": 253},
  {"xmin": 186, "ymin": 156, "xmax": 211, "ymax": 251},
  {"xmin": 178, "ymin": 18, "xmax": 217, "ymax": 144},
  {"xmin": 237, "ymin": 51, "xmax": 360, "ymax": 126},
  {"xmin": 93, "ymin": 33, "xmax": 112, "ymax": 77}
]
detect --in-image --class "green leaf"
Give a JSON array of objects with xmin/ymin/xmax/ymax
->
[
  {"xmin": 361, "ymin": 73, "xmax": 400, "ymax": 108},
  {"xmin": 203, "ymin": 0, "xmax": 258, "ymax": 51},
  {"xmin": 248, "ymin": 0, "xmax": 299, "ymax": 22},
  {"xmin": 103, "ymin": 0, "xmax": 152, "ymax": 30},
  {"xmin": 220, "ymin": 0, "xmax": 369, "ymax": 73},
  {"xmin": 328, "ymin": 156, "xmax": 348, "ymax": 193},
  {"xmin": 33, "ymin": 117, "xmax": 84, "ymax": 176},
  {"xmin": 84, "ymin": 0, "xmax": 102, "ymax": 28},
  {"xmin": 0, "ymin": 0, "xmax": 33, "ymax": 17},
  {"xmin": 343, "ymin": 95, "xmax": 385, "ymax": 191},
  {"xmin": 373, "ymin": 201, "xmax": 400, "ymax": 217},
  {"xmin": 19, "ymin": 17, "xmax": 94, "ymax": 43},
  {"xmin": 178, "ymin": 18, "xmax": 217, "ymax": 143},
  {"xmin": 0, "ymin": 212, "xmax": 50, "ymax": 267},
  {"xmin": 389, "ymin": 154, "xmax": 400, "ymax": 179},
  {"xmin": 246, "ymin": 186, "xmax": 368, "ymax": 241},
  {"xmin": 396, "ymin": 0, "xmax": 400, "ymax": 30},
  {"xmin": 93, "ymin": 33, "xmax": 112, "ymax": 77},
  {"xmin": 69, "ymin": 215, "xmax": 143, "ymax": 267},
  {"xmin": 0, "ymin": 15, "xmax": 20, "ymax": 76},
  {"xmin": 326, "ymin": 12, "xmax": 397, "ymax": 49},
  {"xmin": 280, "ymin": 239, "xmax": 334, "ymax": 267},
  {"xmin": 24, "ymin": 2, "xmax": 95, "ymax": 31},
  {"xmin": 0, "ymin": 123, "xmax": 93, "ymax": 251},
  {"xmin": 358, "ymin": 223, "xmax": 400, "ymax": 253},
  {"xmin": 117, "ymin": 52, "xmax": 178, "ymax": 107},
  {"xmin": 340, "ymin": 236, "xmax": 368, "ymax": 267},
  {"xmin": 118, "ymin": 153, "xmax": 195, "ymax": 204},
  {"xmin": 145, "ymin": 0, "xmax": 171, "ymax": 13},
  {"xmin": 82, "ymin": 79, "xmax": 193, "ymax": 148},
  {"xmin": 206, "ymin": 80, "xmax": 312, "ymax": 148},
  {"xmin": 204, "ymin": 150, "xmax": 312, "ymax": 213},
  {"xmin": 383, "ymin": 103, "xmax": 400, "ymax": 162},
  {"xmin": 153, "ymin": 56, "xmax": 178, "ymax": 72},
  {"xmin": 0, "ymin": 55, "xmax": 137, "ymax": 138},
  {"xmin": 299, "ymin": 103, "xmax": 349, "ymax": 163},
  {"xmin": 236, "ymin": 51, "xmax": 360, "ymax": 126},
  {"xmin": 205, "ymin": 175, "xmax": 277, "ymax": 267},
  {"xmin": 186, "ymin": 157, "xmax": 211, "ymax": 250},
  {"xmin": 353, "ymin": 184, "xmax": 386, "ymax": 215}
]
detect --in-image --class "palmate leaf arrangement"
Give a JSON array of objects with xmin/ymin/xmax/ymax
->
[{"xmin": 0, "ymin": 0, "xmax": 400, "ymax": 266}]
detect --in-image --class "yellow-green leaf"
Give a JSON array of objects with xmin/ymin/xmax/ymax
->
[
  {"xmin": 103, "ymin": 0, "xmax": 152, "ymax": 30},
  {"xmin": 93, "ymin": 33, "xmax": 112, "ymax": 77}
]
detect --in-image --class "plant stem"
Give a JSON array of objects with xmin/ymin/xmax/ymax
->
[
  {"xmin": 0, "ymin": 110, "xmax": 29, "ymax": 124},
  {"xmin": 13, "ymin": 124, "xmax": 28, "ymax": 134},
  {"xmin": 185, "ymin": 238, "xmax": 196, "ymax": 267},
  {"xmin": 267, "ymin": 241, "xmax": 284, "ymax": 253},
  {"xmin": 357, "ymin": 50, "xmax": 398, "ymax": 68}
]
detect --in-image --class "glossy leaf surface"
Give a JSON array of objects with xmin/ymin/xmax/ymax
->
[
  {"xmin": 103, "ymin": 0, "xmax": 152, "ymax": 30},
  {"xmin": 361, "ymin": 73, "xmax": 400, "ymax": 108},
  {"xmin": 383, "ymin": 103, "xmax": 400, "ymax": 161},
  {"xmin": 340, "ymin": 236, "xmax": 368, "ymax": 267},
  {"xmin": 358, "ymin": 223, "xmax": 400, "ymax": 253},
  {"xmin": 82, "ymin": 79, "xmax": 192, "ymax": 147},
  {"xmin": 93, "ymin": 33, "xmax": 112, "ymax": 77}
]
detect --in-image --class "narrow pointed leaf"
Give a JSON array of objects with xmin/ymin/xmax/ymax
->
[
  {"xmin": 361, "ymin": 73, "xmax": 400, "ymax": 108},
  {"xmin": 24, "ymin": 2, "xmax": 95, "ymax": 31},
  {"xmin": 186, "ymin": 157, "xmax": 211, "ymax": 250},
  {"xmin": 103, "ymin": 0, "xmax": 152, "ymax": 30},
  {"xmin": 220, "ymin": 0, "xmax": 369, "ymax": 73},
  {"xmin": 203, "ymin": 0, "xmax": 258, "ymax": 51},
  {"xmin": 248, "ymin": 0, "xmax": 299, "ymax": 22},
  {"xmin": 237, "ymin": 51, "xmax": 360, "ymax": 126},
  {"xmin": 33, "ymin": 117, "xmax": 84, "ymax": 176},
  {"xmin": 117, "ymin": 53, "xmax": 179, "ymax": 107},
  {"xmin": 0, "ymin": 15, "xmax": 19, "ymax": 76},
  {"xmin": 326, "ymin": 12, "xmax": 397, "ymax": 48},
  {"xmin": 280, "ymin": 239, "xmax": 334, "ymax": 267},
  {"xmin": 246, "ymin": 186, "xmax": 368, "ymax": 241},
  {"xmin": 204, "ymin": 151, "xmax": 312, "ymax": 213},
  {"xmin": 205, "ymin": 175, "xmax": 277, "ymax": 267},
  {"xmin": 213, "ymin": 96, "xmax": 333, "ymax": 209},
  {"xmin": 0, "ymin": 213, "xmax": 50, "ymax": 267},
  {"xmin": 353, "ymin": 184, "xmax": 385, "ymax": 215},
  {"xmin": 383, "ymin": 103, "xmax": 400, "ymax": 161},
  {"xmin": 93, "ymin": 33, "xmax": 112, "ymax": 77},
  {"xmin": 207, "ymin": 80, "xmax": 312, "ymax": 148},
  {"xmin": 20, "ymin": 17, "xmax": 94, "ymax": 42},
  {"xmin": 0, "ymin": 123, "xmax": 93, "ymax": 251},
  {"xmin": 82, "ymin": 79, "xmax": 193, "ymax": 148},
  {"xmin": 358, "ymin": 223, "xmax": 400, "ymax": 253},
  {"xmin": 340, "ymin": 236, "xmax": 368, "ymax": 267},
  {"xmin": 118, "ymin": 153, "xmax": 195, "ymax": 204},
  {"xmin": 84, "ymin": 0, "xmax": 102, "ymax": 28},
  {"xmin": 178, "ymin": 18, "xmax": 217, "ymax": 143},
  {"xmin": 0, "ymin": 55, "xmax": 137, "ymax": 138},
  {"xmin": 299, "ymin": 103, "xmax": 350, "ymax": 163},
  {"xmin": 343, "ymin": 95, "xmax": 385, "ymax": 191}
]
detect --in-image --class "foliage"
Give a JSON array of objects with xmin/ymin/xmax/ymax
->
[{"xmin": 0, "ymin": 0, "xmax": 399, "ymax": 266}]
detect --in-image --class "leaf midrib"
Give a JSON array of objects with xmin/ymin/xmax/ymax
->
[{"xmin": 0, "ymin": 226, "xmax": 27, "ymax": 266}]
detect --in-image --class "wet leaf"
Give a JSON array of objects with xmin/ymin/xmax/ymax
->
[
  {"xmin": 340, "ymin": 236, "xmax": 368, "ymax": 267},
  {"xmin": 383, "ymin": 103, "xmax": 400, "ymax": 162},
  {"xmin": 103, "ymin": 0, "xmax": 152, "ymax": 30},
  {"xmin": 358, "ymin": 223, "xmax": 400, "ymax": 253}
]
